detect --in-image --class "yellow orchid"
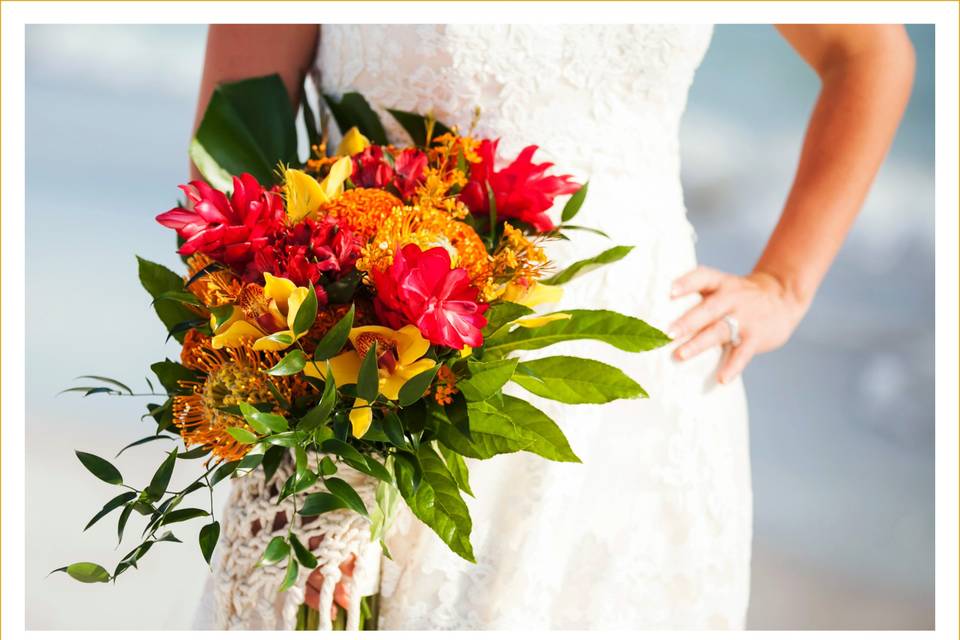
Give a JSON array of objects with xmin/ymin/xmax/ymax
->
[
  {"xmin": 304, "ymin": 324, "xmax": 436, "ymax": 437},
  {"xmin": 500, "ymin": 280, "xmax": 563, "ymax": 307},
  {"xmin": 513, "ymin": 312, "xmax": 572, "ymax": 328},
  {"xmin": 211, "ymin": 273, "xmax": 310, "ymax": 351},
  {"xmin": 336, "ymin": 126, "xmax": 371, "ymax": 156},
  {"xmin": 283, "ymin": 156, "xmax": 353, "ymax": 222}
]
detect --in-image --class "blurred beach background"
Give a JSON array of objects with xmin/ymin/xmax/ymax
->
[{"xmin": 24, "ymin": 24, "xmax": 935, "ymax": 629}]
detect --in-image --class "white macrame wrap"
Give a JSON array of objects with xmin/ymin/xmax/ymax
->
[{"xmin": 210, "ymin": 454, "xmax": 382, "ymax": 630}]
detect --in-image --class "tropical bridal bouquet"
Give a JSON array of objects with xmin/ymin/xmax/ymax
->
[{"xmin": 55, "ymin": 75, "xmax": 669, "ymax": 630}]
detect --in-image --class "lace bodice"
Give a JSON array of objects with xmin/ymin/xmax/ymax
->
[{"xmin": 195, "ymin": 25, "xmax": 752, "ymax": 631}]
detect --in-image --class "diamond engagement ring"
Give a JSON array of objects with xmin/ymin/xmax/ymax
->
[{"xmin": 722, "ymin": 315, "xmax": 741, "ymax": 347}]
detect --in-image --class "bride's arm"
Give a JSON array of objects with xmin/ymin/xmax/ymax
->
[
  {"xmin": 669, "ymin": 24, "xmax": 915, "ymax": 383},
  {"xmin": 190, "ymin": 25, "xmax": 319, "ymax": 181}
]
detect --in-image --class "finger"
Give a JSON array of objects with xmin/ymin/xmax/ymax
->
[
  {"xmin": 307, "ymin": 567, "xmax": 324, "ymax": 591},
  {"xmin": 718, "ymin": 342, "xmax": 754, "ymax": 384},
  {"xmin": 671, "ymin": 266, "xmax": 724, "ymax": 298},
  {"xmin": 339, "ymin": 555, "xmax": 356, "ymax": 576},
  {"xmin": 673, "ymin": 321, "xmax": 728, "ymax": 361},
  {"xmin": 334, "ymin": 581, "xmax": 351, "ymax": 611},
  {"xmin": 668, "ymin": 292, "xmax": 733, "ymax": 340}
]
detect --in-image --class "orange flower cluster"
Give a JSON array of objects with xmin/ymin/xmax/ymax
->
[{"xmin": 433, "ymin": 364, "xmax": 459, "ymax": 405}]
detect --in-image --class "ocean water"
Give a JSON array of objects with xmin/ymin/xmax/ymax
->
[{"xmin": 23, "ymin": 24, "xmax": 935, "ymax": 629}]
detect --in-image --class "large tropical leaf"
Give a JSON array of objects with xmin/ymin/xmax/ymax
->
[{"xmin": 512, "ymin": 356, "xmax": 646, "ymax": 404}]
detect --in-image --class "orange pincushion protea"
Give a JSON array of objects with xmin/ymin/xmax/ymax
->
[
  {"xmin": 318, "ymin": 188, "xmax": 403, "ymax": 242},
  {"xmin": 173, "ymin": 335, "xmax": 304, "ymax": 461},
  {"xmin": 186, "ymin": 254, "xmax": 242, "ymax": 308}
]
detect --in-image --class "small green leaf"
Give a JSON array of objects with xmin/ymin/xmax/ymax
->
[
  {"xmin": 117, "ymin": 503, "xmax": 135, "ymax": 544},
  {"xmin": 150, "ymin": 359, "xmax": 200, "ymax": 394},
  {"xmin": 76, "ymin": 375, "xmax": 133, "ymax": 395},
  {"xmin": 360, "ymin": 454, "xmax": 392, "ymax": 484},
  {"xmin": 237, "ymin": 453, "xmax": 264, "ymax": 470},
  {"xmin": 266, "ymin": 349, "xmax": 307, "ymax": 376},
  {"xmin": 541, "ymin": 245, "xmax": 633, "ymax": 286},
  {"xmin": 457, "ymin": 359, "xmax": 518, "ymax": 402},
  {"xmin": 299, "ymin": 365, "xmax": 337, "ymax": 431},
  {"xmin": 486, "ymin": 181, "xmax": 498, "ymax": 245},
  {"xmin": 259, "ymin": 332, "xmax": 294, "ymax": 347},
  {"xmin": 84, "ymin": 491, "xmax": 137, "ymax": 531},
  {"xmin": 298, "ymin": 492, "xmax": 348, "ymax": 516},
  {"xmin": 292, "ymin": 284, "xmax": 319, "ymax": 336},
  {"xmin": 289, "ymin": 533, "xmax": 318, "ymax": 569},
  {"xmin": 177, "ymin": 446, "xmax": 210, "ymax": 460},
  {"xmin": 210, "ymin": 460, "xmax": 240, "ymax": 486},
  {"xmin": 313, "ymin": 305, "xmax": 355, "ymax": 360},
  {"xmin": 557, "ymin": 224, "xmax": 610, "ymax": 239},
  {"xmin": 511, "ymin": 356, "xmax": 647, "ymax": 404},
  {"xmin": 161, "ymin": 508, "xmax": 209, "ymax": 526},
  {"xmin": 116, "ymin": 435, "xmax": 173, "ymax": 458},
  {"xmin": 259, "ymin": 536, "xmax": 290, "ymax": 566},
  {"xmin": 239, "ymin": 402, "xmax": 288, "ymax": 434},
  {"xmin": 55, "ymin": 562, "xmax": 111, "ymax": 584},
  {"xmin": 199, "ymin": 522, "xmax": 220, "ymax": 565},
  {"xmin": 319, "ymin": 439, "xmax": 366, "ymax": 468},
  {"xmin": 225, "ymin": 427, "xmax": 259, "ymax": 445},
  {"xmin": 356, "ymin": 343, "xmax": 380, "ymax": 402},
  {"xmin": 279, "ymin": 557, "xmax": 300, "ymax": 592},
  {"xmin": 75, "ymin": 451, "xmax": 123, "ymax": 485},
  {"xmin": 261, "ymin": 446, "xmax": 286, "ymax": 484},
  {"xmin": 561, "ymin": 181, "xmax": 589, "ymax": 222},
  {"xmin": 481, "ymin": 302, "xmax": 534, "ymax": 339},
  {"xmin": 324, "ymin": 477, "xmax": 369, "ymax": 517},
  {"xmin": 438, "ymin": 444, "xmax": 474, "ymax": 497},
  {"xmin": 263, "ymin": 432, "xmax": 300, "ymax": 447},
  {"xmin": 397, "ymin": 365, "xmax": 440, "ymax": 407},
  {"xmin": 318, "ymin": 456, "xmax": 338, "ymax": 476},
  {"xmin": 381, "ymin": 412, "xmax": 406, "ymax": 449}
]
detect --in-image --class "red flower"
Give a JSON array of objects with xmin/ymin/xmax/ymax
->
[
  {"xmin": 459, "ymin": 139, "xmax": 581, "ymax": 232},
  {"xmin": 351, "ymin": 146, "xmax": 394, "ymax": 191},
  {"xmin": 391, "ymin": 148, "xmax": 428, "ymax": 200},
  {"xmin": 250, "ymin": 216, "xmax": 361, "ymax": 295},
  {"xmin": 372, "ymin": 244, "xmax": 489, "ymax": 349},
  {"xmin": 351, "ymin": 146, "xmax": 427, "ymax": 201},
  {"xmin": 156, "ymin": 173, "xmax": 284, "ymax": 271}
]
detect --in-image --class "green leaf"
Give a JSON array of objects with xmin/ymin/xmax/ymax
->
[
  {"xmin": 137, "ymin": 256, "xmax": 199, "ymax": 344},
  {"xmin": 191, "ymin": 74, "xmax": 297, "ymax": 189},
  {"xmin": 263, "ymin": 432, "xmax": 300, "ymax": 448},
  {"xmin": 398, "ymin": 446, "xmax": 474, "ymax": 562},
  {"xmin": 486, "ymin": 181, "xmax": 498, "ymax": 245},
  {"xmin": 444, "ymin": 392, "xmax": 471, "ymax": 441},
  {"xmin": 259, "ymin": 536, "xmax": 290, "ymax": 567},
  {"xmin": 457, "ymin": 359, "xmax": 518, "ymax": 402},
  {"xmin": 84, "ymin": 491, "xmax": 137, "ymax": 531},
  {"xmin": 298, "ymin": 492, "xmax": 348, "ymax": 516},
  {"xmin": 481, "ymin": 302, "xmax": 534, "ymax": 341},
  {"xmin": 439, "ymin": 395, "xmax": 580, "ymax": 463},
  {"xmin": 153, "ymin": 290, "xmax": 201, "ymax": 306},
  {"xmin": 397, "ymin": 365, "xmax": 440, "ymax": 407},
  {"xmin": 161, "ymin": 508, "xmax": 209, "ymax": 526},
  {"xmin": 53, "ymin": 562, "xmax": 111, "ymax": 584},
  {"xmin": 319, "ymin": 439, "xmax": 367, "ymax": 468},
  {"xmin": 393, "ymin": 450, "xmax": 422, "ymax": 495},
  {"xmin": 561, "ymin": 181, "xmax": 589, "ymax": 222},
  {"xmin": 299, "ymin": 365, "xmax": 337, "ymax": 431},
  {"xmin": 177, "ymin": 446, "xmax": 210, "ymax": 460},
  {"xmin": 290, "ymin": 533, "xmax": 318, "ymax": 569},
  {"xmin": 199, "ymin": 522, "xmax": 220, "ymax": 565},
  {"xmin": 150, "ymin": 359, "xmax": 200, "ymax": 394},
  {"xmin": 259, "ymin": 332, "xmax": 294, "ymax": 348},
  {"xmin": 210, "ymin": 460, "xmax": 240, "ymax": 486},
  {"xmin": 75, "ymin": 451, "xmax": 123, "ymax": 485},
  {"xmin": 302, "ymin": 88, "xmax": 320, "ymax": 150},
  {"xmin": 313, "ymin": 305, "xmax": 355, "ymax": 360},
  {"xmin": 360, "ymin": 454, "xmax": 392, "ymax": 484},
  {"xmin": 438, "ymin": 443, "xmax": 474, "ymax": 497},
  {"xmin": 279, "ymin": 557, "xmax": 300, "ymax": 592},
  {"xmin": 237, "ymin": 453, "xmax": 264, "ymax": 471},
  {"xmin": 512, "ymin": 356, "xmax": 647, "ymax": 404},
  {"xmin": 356, "ymin": 343, "xmax": 380, "ymax": 402},
  {"xmin": 381, "ymin": 412, "xmax": 406, "ymax": 449},
  {"xmin": 267, "ymin": 349, "xmax": 307, "ymax": 376},
  {"xmin": 146, "ymin": 450, "xmax": 177, "ymax": 501},
  {"xmin": 386, "ymin": 108, "xmax": 452, "ymax": 146},
  {"xmin": 116, "ymin": 434, "xmax": 173, "ymax": 457},
  {"xmin": 370, "ymin": 480, "xmax": 401, "ymax": 544},
  {"xmin": 117, "ymin": 503, "xmax": 134, "ymax": 544},
  {"xmin": 318, "ymin": 456, "xmax": 338, "ymax": 476},
  {"xmin": 541, "ymin": 245, "xmax": 633, "ymax": 286},
  {"xmin": 323, "ymin": 477, "xmax": 369, "ymax": 517},
  {"xmin": 292, "ymin": 284, "xmax": 319, "ymax": 336},
  {"xmin": 225, "ymin": 427, "xmax": 259, "ymax": 445},
  {"xmin": 483, "ymin": 309, "xmax": 671, "ymax": 359},
  {"xmin": 76, "ymin": 375, "xmax": 133, "ymax": 395},
  {"xmin": 261, "ymin": 446, "xmax": 286, "ymax": 484},
  {"xmin": 239, "ymin": 403, "xmax": 289, "ymax": 434},
  {"xmin": 557, "ymin": 223, "xmax": 610, "ymax": 239},
  {"xmin": 323, "ymin": 92, "xmax": 389, "ymax": 145}
]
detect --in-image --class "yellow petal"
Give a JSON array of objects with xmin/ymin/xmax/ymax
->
[
  {"xmin": 512, "ymin": 312, "xmax": 572, "ymax": 329},
  {"xmin": 350, "ymin": 399, "xmax": 373, "ymax": 438},
  {"xmin": 285, "ymin": 286, "xmax": 310, "ymax": 334},
  {"xmin": 211, "ymin": 320, "xmax": 265, "ymax": 349},
  {"xmin": 460, "ymin": 346, "xmax": 473, "ymax": 358},
  {"xmin": 263, "ymin": 273, "xmax": 297, "ymax": 312},
  {"xmin": 252, "ymin": 331, "xmax": 296, "ymax": 351},
  {"xmin": 502, "ymin": 281, "xmax": 564, "ymax": 308},
  {"xmin": 284, "ymin": 168, "xmax": 325, "ymax": 223},
  {"xmin": 304, "ymin": 350, "xmax": 363, "ymax": 385},
  {"xmin": 336, "ymin": 126, "xmax": 370, "ymax": 157},
  {"xmin": 395, "ymin": 325, "xmax": 431, "ymax": 365},
  {"xmin": 318, "ymin": 156, "xmax": 352, "ymax": 202},
  {"xmin": 381, "ymin": 358, "xmax": 436, "ymax": 401}
]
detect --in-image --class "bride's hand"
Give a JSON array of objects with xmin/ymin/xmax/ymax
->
[
  {"xmin": 668, "ymin": 267, "xmax": 808, "ymax": 383},
  {"xmin": 304, "ymin": 550, "xmax": 356, "ymax": 618}
]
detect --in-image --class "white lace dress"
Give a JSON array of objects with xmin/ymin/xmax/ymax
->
[{"xmin": 196, "ymin": 24, "xmax": 752, "ymax": 630}]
